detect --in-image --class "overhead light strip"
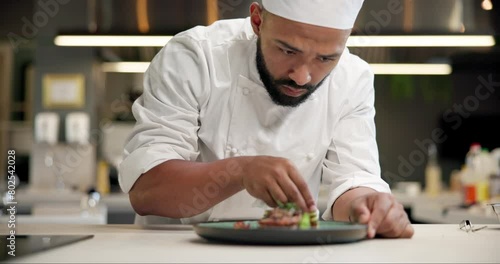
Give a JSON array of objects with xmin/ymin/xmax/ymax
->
[
  {"xmin": 54, "ymin": 35, "xmax": 173, "ymax": 47},
  {"xmin": 347, "ymin": 35, "xmax": 495, "ymax": 47},
  {"xmin": 102, "ymin": 62, "xmax": 451, "ymax": 75},
  {"xmin": 370, "ymin": 63, "xmax": 452, "ymax": 75},
  {"xmin": 102, "ymin": 62, "xmax": 150, "ymax": 73},
  {"xmin": 55, "ymin": 35, "xmax": 495, "ymax": 47}
]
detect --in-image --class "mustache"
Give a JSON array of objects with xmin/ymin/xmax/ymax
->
[{"xmin": 274, "ymin": 79, "xmax": 315, "ymax": 91}]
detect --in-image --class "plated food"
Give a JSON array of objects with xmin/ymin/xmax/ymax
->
[
  {"xmin": 194, "ymin": 201, "xmax": 366, "ymax": 245},
  {"xmin": 235, "ymin": 202, "xmax": 319, "ymax": 229},
  {"xmin": 194, "ymin": 217, "xmax": 367, "ymax": 245}
]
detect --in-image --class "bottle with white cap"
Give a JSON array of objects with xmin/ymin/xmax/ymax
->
[
  {"xmin": 461, "ymin": 143, "xmax": 482, "ymax": 204},
  {"xmin": 465, "ymin": 143, "xmax": 482, "ymax": 170}
]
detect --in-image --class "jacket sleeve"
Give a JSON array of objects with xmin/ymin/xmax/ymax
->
[
  {"xmin": 118, "ymin": 36, "xmax": 210, "ymax": 193},
  {"xmin": 321, "ymin": 58, "xmax": 391, "ymax": 221}
]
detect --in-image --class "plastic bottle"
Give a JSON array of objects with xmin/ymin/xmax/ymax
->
[
  {"xmin": 96, "ymin": 160, "xmax": 110, "ymax": 195},
  {"xmin": 476, "ymin": 148, "xmax": 492, "ymax": 202},
  {"xmin": 489, "ymin": 148, "xmax": 500, "ymax": 199},
  {"xmin": 425, "ymin": 143, "xmax": 442, "ymax": 197},
  {"xmin": 462, "ymin": 143, "xmax": 481, "ymax": 205},
  {"xmin": 460, "ymin": 165, "xmax": 476, "ymax": 205},
  {"xmin": 449, "ymin": 169, "xmax": 462, "ymax": 193}
]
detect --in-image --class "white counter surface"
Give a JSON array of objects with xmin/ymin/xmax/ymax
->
[{"xmin": 2, "ymin": 223, "xmax": 499, "ymax": 263}]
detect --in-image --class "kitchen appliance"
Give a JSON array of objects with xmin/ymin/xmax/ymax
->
[{"xmin": 0, "ymin": 235, "xmax": 93, "ymax": 261}]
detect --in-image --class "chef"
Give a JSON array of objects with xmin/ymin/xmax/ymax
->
[{"xmin": 119, "ymin": 0, "xmax": 414, "ymax": 238}]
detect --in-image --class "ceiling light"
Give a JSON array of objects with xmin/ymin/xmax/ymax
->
[
  {"xmin": 347, "ymin": 35, "xmax": 495, "ymax": 47},
  {"xmin": 55, "ymin": 35, "xmax": 495, "ymax": 48},
  {"xmin": 101, "ymin": 62, "xmax": 150, "ymax": 73},
  {"xmin": 370, "ymin": 63, "xmax": 452, "ymax": 75},
  {"xmin": 54, "ymin": 35, "xmax": 172, "ymax": 47},
  {"xmin": 101, "ymin": 61, "xmax": 452, "ymax": 75},
  {"xmin": 481, "ymin": 0, "xmax": 493, "ymax": 10}
]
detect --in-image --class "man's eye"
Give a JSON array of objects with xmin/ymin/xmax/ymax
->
[
  {"xmin": 319, "ymin": 57, "xmax": 335, "ymax": 63},
  {"xmin": 280, "ymin": 48, "xmax": 295, "ymax": 55}
]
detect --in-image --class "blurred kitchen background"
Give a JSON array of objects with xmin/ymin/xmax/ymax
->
[{"xmin": 0, "ymin": 0, "xmax": 499, "ymax": 225}]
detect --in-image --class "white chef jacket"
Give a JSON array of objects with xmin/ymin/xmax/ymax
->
[{"xmin": 119, "ymin": 17, "xmax": 391, "ymax": 225}]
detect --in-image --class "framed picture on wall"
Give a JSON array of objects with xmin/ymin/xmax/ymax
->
[{"xmin": 43, "ymin": 74, "xmax": 85, "ymax": 109}]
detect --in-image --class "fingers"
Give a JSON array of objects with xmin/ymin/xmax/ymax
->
[
  {"xmin": 243, "ymin": 156, "xmax": 314, "ymax": 212},
  {"xmin": 350, "ymin": 197, "xmax": 371, "ymax": 224},
  {"xmin": 275, "ymin": 174, "xmax": 307, "ymax": 211},
  {"xmin": 400, "ymin": 222, "xmax": 415, "ymax": 238},
  {"xmin": 280, "ymin": 162, "xmax": 315, "ymax": 212},
  {"xmin": 381, "ymin": 203, "xmax": 413, "ymax": 238},
  {"xmin": 357, "ymin": 193, "xmax": 414, "ymax": 239},
  {"xmin": 261, "ymin": 190, "xmax": 278, "ymax": 208},
  {"xmin": 267, "ymin": 183, "xmax": 288, "ymax": 205},
  {"xmin": 376, "ymin": 202, "xmax": 412, "ymax": 238},
  {"xmin": 365, "ymin": 194, "xmax": 394, "ymax": 238}
]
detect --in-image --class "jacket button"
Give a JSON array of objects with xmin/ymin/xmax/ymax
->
[
  {"xmin": 306, "ymin": 153, "xmax": 315, "ymax": 161},
  {"xmin": 242, "ymin": 88, "xmax": 250, "ymax": 95},
  {"xmin": 231, "ymin": 148, "xmax": 238, "ymax": 154}
]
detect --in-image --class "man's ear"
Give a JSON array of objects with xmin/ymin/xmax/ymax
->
[{"xmin": 249, "ymin": 2, "xmax": 263, "ymax": 36}]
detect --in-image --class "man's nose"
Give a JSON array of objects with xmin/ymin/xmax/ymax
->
[{"xmin": 288, "ymin": 65, "xmax": 311, "ymax": 86}]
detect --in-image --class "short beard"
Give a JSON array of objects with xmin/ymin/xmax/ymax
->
[{"xmin": 255, "ymin": 39, "xmax": 326, "ymax": 107}]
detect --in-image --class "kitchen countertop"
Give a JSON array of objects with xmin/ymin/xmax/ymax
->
[
  {"xmin": 392, "ymin": 191, "xmax": 500, "ymax": 224},
  {"xmin": 3, "ymin": 223, "xmax": 499, "ymax": 263}
]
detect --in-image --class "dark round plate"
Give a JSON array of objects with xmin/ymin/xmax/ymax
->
[{"xmin": 193, "ymin": 221, "xmax": 367, "ymax": 245}]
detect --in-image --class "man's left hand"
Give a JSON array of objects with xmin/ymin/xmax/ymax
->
[{"xmin": 349, "ymin": 192, "xmax": 414, "ymax": 239}]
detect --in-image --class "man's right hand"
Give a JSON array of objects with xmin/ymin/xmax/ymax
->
[
  {"xmin": 238, "ymin": 156, "xmax": 316, "ymax": 212},
  {"xmin": 129, "ymin": 156, "xmax": 315, "ymax": 219}
]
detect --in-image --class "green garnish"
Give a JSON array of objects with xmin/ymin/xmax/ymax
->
[
  {"xmin": 275, "ymin": 200, "xmax": 298, "ymax": 210},
  {"xmin": 299, "ymin": 212, "xmax": 311, "ymax": 229},
  {"xmin": 283, "ymin": 202, "xmax": 298, "ymax": 210},
  {"xmin": 274, "ymin": 201, "xmax": 319, "ymax": 229}
]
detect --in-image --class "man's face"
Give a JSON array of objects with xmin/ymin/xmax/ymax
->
[
  {"xmin": 256, "ymin": 38, "xmax": 327, "ymax": 107},
  {"xmin": 252, "ymin": 7, "xmax": 351, "ymax": 107}
]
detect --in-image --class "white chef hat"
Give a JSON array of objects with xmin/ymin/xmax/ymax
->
[{"xmin": 262, "ymin": 0, "xmax": 364, "ymax": 30}]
